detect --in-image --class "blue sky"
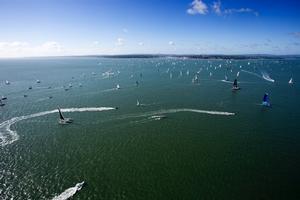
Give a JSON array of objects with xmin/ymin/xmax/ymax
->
[{"xmin": 0, "ymin": 0, "xmax": 299, "ymax": 57}]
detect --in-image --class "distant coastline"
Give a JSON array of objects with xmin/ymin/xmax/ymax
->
[
  {"xmin": 1, "ymin": 54, "xmax": 300, "ymax": 60},
  {"xmin": 81, "ymin": 54, "xmax": 300, "ymax": 60}
]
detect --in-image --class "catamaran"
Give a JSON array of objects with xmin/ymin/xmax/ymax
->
[
  {"xmin": 262, "ymin": 93, "xmax": 271, "ymax": 107},
  {"xmin": 232, "ymin": 79, "xmax": 240, "ymax": 90},
  {"xmin": 58, "ymin": 107, "xmax": 73, "ymax": 124}
]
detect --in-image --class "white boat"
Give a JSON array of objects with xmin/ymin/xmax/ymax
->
[
  {"xmin": 288, "ymin": 78, "xmax": 293, "ymax": 84},
  {"xmin": 58, "ymin": 107, "xmax": 73, "ymax": 124},
  {"xmin": 136, "ymin": 100, "xmax": 140, "ymax": 106},
  {"xmin": 116, "ymin": 84, "xmax": 120, "ymax": 89},
  {"xmin": 36, "ymin": 80, "xmax": 41, "ymax": 83},
  {"xmin": 1, "ymin": 96, "xmax": 7, "ymax": 100},
  {"xmin": 5, "ymin": 80, "xmax": 10, "ymax": 85}
]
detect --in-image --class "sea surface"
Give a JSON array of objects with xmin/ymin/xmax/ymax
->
[{"xmin": 0, "ymin": 57, "xmax": 299, "ymax": 199}]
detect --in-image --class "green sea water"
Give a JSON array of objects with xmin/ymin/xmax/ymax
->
[{"xmin": 0, "ymin": 57, "xmax": 300, "ymax": 199}]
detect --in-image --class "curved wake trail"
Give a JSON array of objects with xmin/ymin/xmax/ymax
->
[
  {"xmin": 241, "ymin": 70, "xmax": 275, "ymax": 82},
  {"xmin": 52, "ymin": 182, "xmax": 84, "ymax": 200},
  {"xmin": 151, "ymin": 108, "xmax": 235, "ymax": 116},
  {"xmin": 0, "ymin": 107, "xmax": 115, "ymax": 147},
  {"xmin": 115, "ymin": 108, "xmax": 235, "ymax": 122}
]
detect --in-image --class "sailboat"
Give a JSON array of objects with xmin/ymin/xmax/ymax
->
[
  {"xmin": 262, "ymin": 93, "xmax": 271, "ymax": 107},
  {"xmin": 58, "ymin": 107, "xmax": 73, "ymax": 124},
  {"xmin": 225, "ymin": 75, "xmax": 229, "ymax": 81},
  {"xmin": 5, "ymin": 80, "xmax": 10, "ymax": 85},
  {"xmin": 288, "ymin": 78, "xmax": 293, "ymax": 85},
  {"xmin": 232, "ymin": 79, "xmax": 240, "ymax": 90},
  {"xmin": 0, "ymin": 100, "xmax": 5, "ymax": 106},
  {"xmin": 136, "ymin": 99, "xmax": 140, "ymax": 106},
  {"xmin": 116, "ymin": 84, "xmax": 120, "ymax": 89}
]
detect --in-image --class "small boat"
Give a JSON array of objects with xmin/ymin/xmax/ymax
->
[
  {"xmin": 262, "ymin": 93, "xmax": 271, "ymax": 107},
  {"xmin": 288, "ymin": 78, "xmax": 293, "ymax": 85},
  {"xmin": 36, "ymin": 80, "xmax": 41, "ymax": 83},
  {"xmin": 135, "ymin": 81, "xmax": 139, "ymax": 87},
  {"xmin": 24, "ymin": 94, "xmax": 28, "ymax": 97},
  {"xmin": 116, "ymin": 84, "xmax": 120, "ymax": 89},
  {"xmin": 28, "ymin": 86, "xmax": 32, "ymax": 90},
  {"xmin": 136, "ymin": 100, "xmax": 140, "ymax": 106},
  {"xmin": 232, "ymin": 79, "xmax": 240, "ymax": 90},
  {"xmin": 69, "ymin": 83, "xmax": 73, "ymax": 88},
  {"xmin": 0, "ymin": 100, "xmax": 5, "ymax": 106},
  {"xmin": 5, "ymin": 80, "xmax": 10, "ymax": 85},
  {"xmin": 58, "ymin": 107, "xmax": 73, "ymax": 124},
  {"xmin": 79, "ymin": 83, "xmax": 82, "ymax": 87},
  {"xmin": 148, "ymin": 115, "xmax": 167, "ymax": 120},
  {"xmin": 1, "ymin": 96, "xmax": 7, "ymax": 100},
  {"xmin": 49, "ymin": 96, "xmax": 53, "ymax": 99}
]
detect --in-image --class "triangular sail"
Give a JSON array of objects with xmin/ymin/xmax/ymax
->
[
  {"xmin": 263, "ymin": 93, "xmax": 268, "ymax": 103},
  {"xmin": 233, "ymin": 79, "xmax": 238, "ymax": 87},
  {"xmin": 58, "ymin": 108, "xmax": 64, "ymax": 120}
]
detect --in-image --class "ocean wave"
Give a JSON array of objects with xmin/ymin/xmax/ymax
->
[
  {"xmin": 52, "ymin": 181, "xmax": 84, "ymax": 200},
  {"xmin": 0, "ymin": 107, "xmax": 116, "ymax": 147}
]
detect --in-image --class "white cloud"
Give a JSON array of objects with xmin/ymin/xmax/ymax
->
[
  {"xmin": 187, "ymin": 0, "xmax": 208, "ymax": 15},
  {"xmin": 0, "ymin": 41, "xmax": 63, "ymax": 58},
  {"xmin": 138, "ymin": 42, "xmax": 144, "ymax": 46},
  {"xmin": 115, "ymin": 38, "xmax": 125, "ymax": 46},
  {"xmin": 224, "ymin": 8, "xmax": 259, "ymax": 16},
  {"xmin": 169, "ymin": 41, "xmax": 175, "ymax": 46},
  {"xmin": 212, "ymin": 1, "xmax": 222, "ymax": 15},
  {"xmin": 92, "ymin": 41, "xmax": 100, "ymax": 46}
]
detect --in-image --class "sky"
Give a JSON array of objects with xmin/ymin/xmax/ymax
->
[{"xmin": 0, "ymin": 0, "xmax": 300, "ymax": 57}]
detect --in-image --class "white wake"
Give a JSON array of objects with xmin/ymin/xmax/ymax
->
[{"xmin": 0, "ymin": 107, "xmax": 116, "ymax": 147}]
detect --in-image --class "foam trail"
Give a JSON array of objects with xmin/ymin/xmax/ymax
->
[
  {"xmin": 220, "ymin": 80, "xmax": 233, "ymax": 84},
  {"xmin": 241, "ymin": 70, "xmax": 275, "ymax": 83},
  {"xmin": 241, "ymin": 70, "xmax": 262, "ymax": 78},
  {"xmin": 261, "ymin": 72, "xmax": 275, "ymax": 82},
  {"xmin": 116, "ymin": 108, "xmax": 235, "ymax": 122},
  {"xmin": 152, "ymin": 108, "xmax": 235, "ymax": 116},
  {"xmin": 0, "ymin": 107, "xmax": 115, "ymax": 147},
  {"xmin": 52, "ymin": 182, "xmax": 84, "ymax": 200}
]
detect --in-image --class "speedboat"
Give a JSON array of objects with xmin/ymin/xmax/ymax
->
[
  {"xmin": 148, "ymin": 115, "xmax": 167, "ymax": 120},
  {"xmin": 5, "ymin": 80, "xmax": 10, "ymax": 85},
  {"xmin": 1, "ymin": 96, "xmax": 7, "ymax": 100},
  {"xmin": 58, "ymin": 107, "xmax": 73, "ymax": 124}
]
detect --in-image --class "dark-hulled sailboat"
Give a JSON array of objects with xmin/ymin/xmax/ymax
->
[{"xmin": 58, "ymin": 107, "xmax": 73, "ymax": 124}]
